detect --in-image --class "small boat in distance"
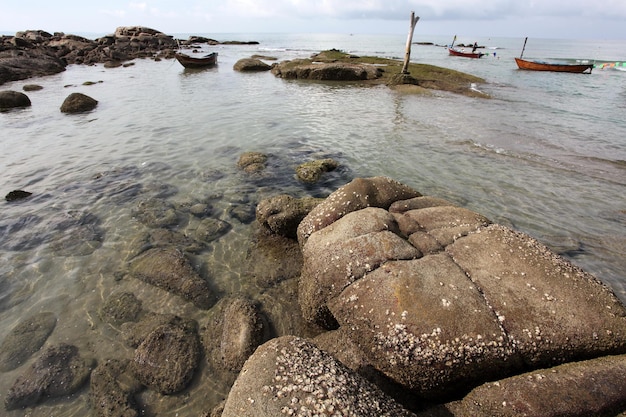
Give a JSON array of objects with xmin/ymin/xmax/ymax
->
[
  {"xmin": 514, "ymin": 57, "xmax": 593, "ymax": 73},
  {"xmin": 447, "ymin": 35, "xmax": 483, "ymax": 59},
  {"xmin": 175, "ymin": 51, "xmax": 218, "ymax": 69},
  {"xmin": 515, "ymin": 37, "xmax": 593, "ymax": 73},
  {"xmin": 448, "ymin": 48, "xmax": 484, "ymax": 59}
]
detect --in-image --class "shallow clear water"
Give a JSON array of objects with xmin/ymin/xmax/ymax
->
[{"xmin": 0, "ymin": 33, "xmax": 625, "ymax": 415}]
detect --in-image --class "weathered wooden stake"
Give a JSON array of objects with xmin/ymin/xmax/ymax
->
[{"xmin": 401, "ymin": 11, "xmax": 420, "ymax": 74}]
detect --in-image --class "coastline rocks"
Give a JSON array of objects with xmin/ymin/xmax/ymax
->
[
  {"xmin": 100, "ymin": 291, "xmax": 143, "ymax": 325},
  {"xmin": 271, "ymin": 59, "xmax": 383, "ymax": 81},
  {"xmin": 129, "ymin": 247, "xmax": 213, "ymax": 309},
  {"xmin": 0, "ymin": 48, "xmax": 66, "ymax": 85},
  {"xmin": 292, "ymin": 177, "xmax": 626, "ymax": 403},
  {"xmin": 0, "ymin": 312, "xmax": 57, "ymax": 372},
  {"xmin": 130, "ymin": 322, "xmax": 201, "ymax": 394},
  {"xmin": 221, "ymin": 336, "xmax": 417, "ymax": 417},
  {"xmin": 233, "ymin": 58, "xmax": 272, "ymax": 72},
  {"xmin": 0, "ymin": 90, "xmax": 31, "ymax": 109},
  {"xmin": 60, "ymin": 92, "xmax": 98, "ymax": 113},
  {"xmin": 255, "ymin": 194, "xmax": 323, "ymax": 238},
  {"xmin": 5, "ymin": 343, "xmax": 94, "ymax": 410}
]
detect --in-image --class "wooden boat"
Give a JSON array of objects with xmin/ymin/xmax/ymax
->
[
  {"xmin": 515, "ymin": 57, "xmax": 593, "ymax": 73},
  {"xmin": 448, "ymin": 48, "xmax": 483, "ymax": 59},
  {"xmin": 515, "ymin": 37, "xmax": 592, "ymax": 73},
  {"xmin": 175, "ymin": 52, "xmax": 218, "ymax": 68}
]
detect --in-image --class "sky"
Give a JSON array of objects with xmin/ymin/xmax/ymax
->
[{"xmin": 1, "ymin": 0, "xmax": 625, "ymax": 40}]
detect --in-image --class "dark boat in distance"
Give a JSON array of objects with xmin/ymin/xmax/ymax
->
[
  {"xmin": 515, "ymin": 37, "xmax": 593, "ymax": 73},
  {"xmin": 175, "ymin": 51, "xmax": 218, "ymax": 68},
  {"xmin": 448, "ymin": 48, "xmax": 484, "ymax": 59},
  {"xmin": 514, "ymin": 58, "xmax": 593, "ymax": 73}
]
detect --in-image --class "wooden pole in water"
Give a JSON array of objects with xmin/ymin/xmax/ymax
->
[{"xmin": 401, "ymin": 11, "xmax": 420, "ymax": 74}]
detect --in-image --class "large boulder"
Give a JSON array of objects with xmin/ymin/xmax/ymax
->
[
  {"xmin": 0, "ymin": 90, "xmax": 31, "ymax": 109},
  {"xmin": 0, "ymin": 49, "xmax": 66, "ymax": 85},
  {"xmin": 296, "ymin": 178, "xmax": 626, "ymax": 403},
  {"xmin": 221, "ymin": 336, "xmax": 417, "ymax": 417}
]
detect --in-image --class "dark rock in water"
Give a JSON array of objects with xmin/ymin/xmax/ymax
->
[
  {"xmin": 233, "ymin": 58, "xmax": 272, "ymax": 72},
  {"xmin": 132, "ymin": 198, "xmax": 180, "ymax": 228},
  {"xmin": 237, "ymin": 151, "xmax": 267, "ymax": 173},
  {"xmin": 0, "ymin": 312, "xmax": 57, "ymax": 372},
  {"xmin": 203, "ymin": 296, "xmax": 269, "ymax": 372},
  {"xmin": 90, "ymin": 358, "xmax": 142, "ymax": 417},
  {"xmin": 193, "ymin": 218, "xmax": 232, "ymax": 243},
  {"xmin": 120, "ymin": 312, "xmax": 197, "ymax": 348},
  {"xmin": 130, "ymin": 322, "xmax": 201, "ymax": 394},
  {"xmin": 271, "ymin": 60, "xmax": 383, "ymax": 81},
  {"xmin": 5, "ymin": 189, "xmax": 32, "ymax": 201},
  {"xmin": 256, "ymin": 194, "xmax": 323, "ymax": 239},
  {"xmin": 60, "ymin": 92, "xmax": 98, "ymax": 113},
  {"xmin": 129, "ymin": 247, "xmax": 213, "ymax": 309},
  {"xmin": 23, "ymin": 84, "xmax": 43, "ymax": 91},
  {"xmin": 295, "ymin": 158, "xmax": 339, "ymax": 183},
  {"xmin": 0, "ymin": 48, "xmax": 66, "ymax": 85},
  {"xmin": 245, "ymin": 230, "xmax": 304, "ymax": 287},
  {"xmin": 100, "ymin": 292, "xmax": 143, "ymax": 325},
  {"xmin": 48, "ymin": 209, "xmax": 104, "ymax": 256},
  {"xmin": 4, "ymin": 343, "xmax": 94, "ymax": 410},
  {"xmin": 228, "ymin": 203, "xmax": 256, "ymax": 224},
  {"xmin": 0, "ymin": 90, "xmax": 31, "ymax": 110}
]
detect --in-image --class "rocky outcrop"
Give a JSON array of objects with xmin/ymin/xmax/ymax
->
[
  {"xmin": 225, "ymin": 176, "xmax": 626, "ymax": 415},
  {"xmin": 271, "ymin": 59, "xmax": 383, "ymax": 81},
  {"xmin": 5, "ymin": 344, "xmax": 94, "ymax": 410},
  {"xmin": 0, "ymin": 90, "xmax": 31, "ymax": 109},
  {"xmin": 60, "ymin": 92, "xmax": 98, "ymax": 113}
]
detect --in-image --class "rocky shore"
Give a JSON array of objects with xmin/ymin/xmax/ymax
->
[
  {"xmin": 2, "ymin": 26, "xmax": 626, "ymax": 416},
  {"xmin": 0, "ymin": 26, "xmax": 257, "ymax": 85}
]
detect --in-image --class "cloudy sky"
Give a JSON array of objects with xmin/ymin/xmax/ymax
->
[{"xmin": 1, "ymin": 0, "xmax": 624, "ymax": 39}]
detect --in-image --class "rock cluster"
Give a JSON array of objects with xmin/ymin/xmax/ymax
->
[{"xmin": 223, "ymin": 176, "xmax": 626, "ymax": 416}]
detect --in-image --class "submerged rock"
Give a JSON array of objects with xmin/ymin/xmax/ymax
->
[
  {"xmin": 295, "ymin": 158, "xmax": 339, "ymax": 183},
  {"xmin": 5, "ymin": 343, "xmax": 94, "ymax": 410},
  {"xmin": 129, "ymin": 247, "xmax": 213, "ymax": 309},
  {"xmin": 100, "ymin": 291, "xmax": 143, "ymax": 325},
  {"xmin": 90, "ymin": 359, "xmax": 142, "ymax": 417},
  {"xmin": 130, "ymin": 322, "xmax": 201, "ymax": 394},
  {"xmin": 0, "ymin": 312, "xmax": 57, "ymax": 372},
  {"xmin": 256, "ymin": 194, "xmax": 323, "ymax": 239}
]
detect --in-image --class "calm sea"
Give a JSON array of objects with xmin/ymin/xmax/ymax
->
[{"xmin": 1, "ymin": 33, "xmax": 625, "ymax": 415}]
